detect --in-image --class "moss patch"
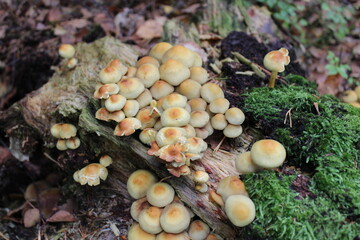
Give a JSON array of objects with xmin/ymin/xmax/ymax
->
[{"xmin": 238, "ymin": 74, "xmax": 360, "ymax": 239}]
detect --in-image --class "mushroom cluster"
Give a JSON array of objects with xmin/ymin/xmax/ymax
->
[
  {"xmin": 73, "ymin": 155, "xmax": 113, "ymax": 186},
  {"xmin": 340, "ymin": 86, "xmax": 360, "ymax": 108},
  {"xmin": 93, "ymin": 42, "xmax": 246, "ymax": 177},
  {"xmin": 50, "ymin": 123, "xmax": 80, "ymax": 150},
  {"xmin": 127, "ymin": 170, "xmax": 223, "ymax": 240},
  {"xmin": 58, "ymin": 43, "xmax": 78, "ymax": 69}
]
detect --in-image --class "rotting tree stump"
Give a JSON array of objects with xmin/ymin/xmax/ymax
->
[{"xmin": 0, "ymin": 37, "xmax": 252, "ymax": 239}]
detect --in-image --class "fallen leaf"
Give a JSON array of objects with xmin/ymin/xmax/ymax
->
[
  {"xmin": 38, "ymin": 188, "xmax": 61, "ymax": 219},
  {"xmin": 318, "ymin": 74, "xmax": 344, "ymax": 95},
  {"xmin": 47, "ymin": 210, "xmax": 77, "ymax": 222},
  {"xmin": 23, "ymin": 208, "xmax": 40, "ymax": 228},
  {"xmin": 47, "ymin": 8, "xmax": 62, "ymax": 22},
  {"xmin": 135, "ymin": 19, "xmax": 163, "ymax": 40},
  {"xmin": 94, "ymin": 13, "xmax": 115, "ymax": 34}
]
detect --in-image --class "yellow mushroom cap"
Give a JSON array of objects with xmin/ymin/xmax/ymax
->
[
  {"xmin": 99, "ymin": 66, "xmax": 122, "ymax": 84},
  {"xmin": 216, "ymin": 176, "xmax": 248, "ymax": 201},
  {"xmin": 95, "ymin": 107, "xmax": 110, "ymax": 122},
  {"xmin": 137, "ymin": 89, "xmax": 153, "ymax": 109},
  {"xmin": 114, "ymin": 117, "xmax": 142, "ymax": 136},
  {"xmin": 341, "ymin": 90, "xmax": 358, "ymax": 103},
  {"xmin": 195, "ymin": 183, "xmax": 208, "ymax": 193},
  {"xmin": 136, "ymin": 107, "xmax": 158, "ymax": 130},
  {"xmin": 123, "ymin": 100, "xmax": 140, "ymax": 117},
  {"xmin": 128, "ymin": 223, "xmax": 156, "ymax": 240},
  {"xmin": 67, "ymin": 58, "xmax": 78, "ymax": 69},
  {"xmin": 190, "ymin": 110, "xmax": 210, "ymax": 128},
  {"xmin": 155, "ymin": 127, "xmax": 186, "ymax": 147},
  {"xmin": 60, "ymin": 123, "xmax": 77, "ymax": 139},
  {"xmin": 136, "ymin": 56, "xmax": 160, "ymax": 68},
  {"xmin": 210, "ymin": 114, "xmax": 228, "ymax": 130},
  {"xmin": 263, "ymin": 48, "xmax": 290, "ymax": 73},
  {"xmin": 181, "ymin": 124, "xmax": 196, "ymax": 138},
  {"xmin": 58, "ymin": 44, "xmax": 75, "ymax": 58},
  {"xmin": 225, "ymin": 195, "xmax": 256, "ymax": 227},
  {"xmin": 146, "ymin": 182, "xmax": 175, "ymax": 207},
  {"xmin": 93, "ymin": 83, "xmax": 119, "ymax": 99},
  {"xmin": 127, "ymin": 169, "xmax": 157, "ymax": 199},
  {"xmin": 200, "ymin": 83, "xmax": 224, "ymax": 103},
  {"xmin": 162, "ymin": 45, "xmax": 195, "ymax": 67},
  {"xmin": 150, "ymin": 80, "xmax": 175, "ymax": 100},
  {"xmin": 108, "ymin": 110, "xmax": 126, "ymax": 122},
  {"xmin": 139, "ymin": 128, "xmax": 157, "ymax": 146},
  {"xmin": 209, "ymin": 189, "xmax": 224, "ymax": 207},
  {"xmin": 78, "ymin": 163, "xmax": 108, "ymax": 186},
  {"xmin": 109, "ymin": 59, "xmax": 128, "ymax": 76},
  {"xmin": 250, "ymin": 139, "xmax": 286, "ymax": 168},
  {"xmin": 223, "ymin": 124, "xmax": 243, "ymax": 138},
  {"xmin": 136, "ymin": 63, "xmax": 160, "ymax": 88},
  {"xmin": 209, "ymin": 98, "xmax": 230, "ymax": 114},
  {"xmin": 99, "ymin": 155, "xmax": 113, "ymax": 167},
  {"xmin": 190, "ymin": 67, "xmax": 208, "ymax": 85},
  {"xmin": 193, "ymin": 52, "xmax": 203, "ymax": 67},
  {"xmin": 159, "ymin": 59, "xmax": 191, "ymax": 86},
  {"xmin": 65, "ymin": 137, "xmax": 81, "ymax": 149},
  {"xmin": 235, "ymin": 151, "xmax": 262, "ymax": 174},
  {"xmin": 130, "ymin": 197, "xmax": 151, "ymax": 221},
  {"xmin": 161, "ymin": 107, "xmax": 190, "ymax": 127},
  {"xmin": 225, "ymin": 107, "xmax": 245, "ymax": 125},
  {"xmin": 118, "ymin": 77, "xmax": 145, "ymax": 99},
  {"xmin": 188, "ymin": 220, "xmax": 210, "ymax": 240},
  {"xmin": 193, "ymin": 170, "xmax": 209, "ymax": 184},
  {"xmin": 162, "ymin": 93, "xmax": 188, "ymax": 110},
  {"xmin": 188, "ymin": 98, "xmax": 207, "ymax": 112},
  {"xmin": 160, "ymin": 203, "xmax": 191, "ymax": 234},
  {"xmin": 104, "ymin": 94, "xmax": 126, "ymax": 112},
  {"xmin": 156, "ymin": 232, "xmax": 190, "ymax": 240},
  {"xmin": 139, "ymin": 206, "xmax": 163, "ymax": 234},
  {"xmin": 149, "ymin": 42, "xmax": 173, "ymax": 61},
  {"xmin": 176, "ymin": 79, "xmax": 201, "ymax": 100},
  {"xmin": 125, "ymin": 66, "xmax": 137, "ymax": 78},
  {"xmin": 186, "ymin": 137, "xmax": 207, "ymax": 154},
  {"xmin": 50, "ymin": 124, "xmax": 63, "ymax": 138}
]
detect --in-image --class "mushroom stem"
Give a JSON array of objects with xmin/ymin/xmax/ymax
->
[{"xmin": 268, "ymin": 71, "xmax": 278, "ymax": 88}]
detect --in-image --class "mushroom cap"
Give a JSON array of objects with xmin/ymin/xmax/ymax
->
[
  {"xmin": 223, "ymin": 124, "xmax": 243, "ymax": 138},
  {"xmin": 156, "ymin": 232, "xmax": 190, "ymax": 240},
  {"xmin": 235, "ymin": 151, "xmax": 262, "ymax": 174},
  {"xmin": 159, "ymin": 59, "xmax": 191, "ymax": 86},
  {"xmin": 193, "ymin": 52, "xmax": 203, "ymax": 67},
  {"xmin": 99, "ymin": 155, "xmax": 113, "ymax": 167},
  {"xmin": 263, "ymin": 48, "xmax": 290, "ymax": 73},
  {"xmin": 65, "ymin": 137, "xmax": 81, "ymax": 149},
  {"xmin": 210, "ymin": 114, "xmax": 228, "ymax": 130},
  {"xmin": 139, "ymin": 206, "xmax": 163, "ymax": 234},
  {"xmin": 125, "ymin": 66, "xmax": 137, "ymax": 78},
  {"xmin": 216, "ymin": 176, "xmax": 248, "ymax": 201},
  {"xmin": 136, "ymin": 107, "xmax": 158, "ymax": 130},
  {"xmin": 209, "ymin": 98, "xmax": 230, "ymax": 114},
  {"xmin": 161, "ymin": 107, "xmax": 190, "ymax": 127},
  {"xmin": 162, "ymin": 93, "xmax": 188, "ymax": 110},
  {"xmin": 105, "ymin": 94, "xmax": 126, "ymax": 112},
  {"xmin": 150, "ymin": 80, "xmax": 175, "ymax": 100},
  {"xmin": 139, "ymin": 128, "xmax": 157, "ymax": 146},
  {"xmin": 149, "ymin": 42, "xmax": 173, "ymax": 61},
  {"xmin": 59, "ymin": 44, "xmax": 75, "ymax": 58},
  {"xmin": 128, "ymin": 223, "xmax": 156, "ymax": 240},
  {"xmin": 146, "ymin": 182, "xmax": 175, "ymax": 207},
  {"xmin": 194, "ymin": 127, "xmax": 209, "ymax": 140},
  {"xmin": 341, "ymin": 90, "xmax": 358, "ymax": 103},
  {"xmin": 154, "ymin": 119, "xmax": 163, "ymax": 130},
  {"xmin": 160, "ymin": 203, "xmax": 191, "ymax": 234},
  {"xmin": 50, "ymin": 124, "xmax": 63, "ymax": 138},
  {"xmin": 176, "ymin": 79, "xmax": 201, "ymax": 100},
  {"xmin": 67, "ymin": 58, "xmax": 78, "ymax": 69},
  {"xmin": 225, "ymin": 108, "xmax": 245, "ymax": 125},
  {"xmin": 99, "ymin": 66, "xmax": 122, "ymax": 84},
  {"xmin": 93, "ymin": 83, "xmax": 119, "ymax": 99},
  {"xmin": 190, "ymin": 110, "xmax": 210, "ymax": 128},
  {"xmin": 190, "ymin": 67, "xmax": 208, "ymax": 85},
  {"xmin": 109, "ymin": 59, "xmax": 128, "ymax": 75},
  {"xmin": 130, "ymin": 197, "xmax": 151, "ymax": 221},
  {"xmin": 195, "ymin": 183, "xmax": 208, "ymax": 193},
  {"xmin": 162, "ymin": 45, "xmax": 195, "ymax": 67},
  {"xmin": 59, "ymin": 123, "xmax": 77, "ymax": 139},
  {"xmin": 108, "ymin": 110, "xmax": 126, "ymax": 122},
  {"xmin": 114, "ymin": 117, "xmax": 142, "ymax": 136},
  {"xmin": 188, "ymin": 98, "xmax": 207, "ymax": 112},
  {"xmin": 95, "ymin": 108, "xmax": 110, "ymax": 122},
  {"xmin": 118, "ymin": 77, "xmax": 145, "ymax": 99},
  {"xmin": 78, "ymin": 163, "xmax": 108, "ymax": 186},
  {"xmin": 225, "ymin": 195, "xmax": 256, "ymax": 227},
  {"xmin": 137, "ymin": 89, "xmax": 153, "ymax": 109},
  {"xmin": 188, "ymin": 220, "xmax": 210, "ymax": 240},
  {"xmin": 127, "ymin": 170, "xmax": 157, "ymax": 199},
  {"xmin": 200, "ymin": 83, "xmax": 224, "ymax": 103},
  {"xmin": 122, "ymin": 100, "xmax": 140, "ymax": 117},
  {"xmin": 250, "ymin": 139, "xmax": 286, "ymax": 168},
  {"xmin": 136, "ymin": 56, "xmax": 160, "ymax": 68},
  {"xmin": 185, "ymin": 137, "xmax": 207, "ymax": 154},
  {"xmin": 193, "ymin": 170, "xmax": 209, "ymax": 183},
  {"xmin": 181, "ymin": 124, "xmax": 196, "ymax": 138},
  {"xmin": 208, "ymin": 189, "xmax": 224, "ymax": 207},
  {"xmin": 155, "ymin": 127, "xmax": 186, "ymax": 147},
  {"xmin": 136, "ymin": 63, "xmax": 160, "ymax": 88},
  {"xmin": 56, "ymin": 139, "xmax": 67, "ymax": 150}
]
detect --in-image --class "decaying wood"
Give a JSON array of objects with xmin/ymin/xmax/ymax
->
[{"xmin": 0, "ymin": 37, "xmax": 253, "ymax": 239}]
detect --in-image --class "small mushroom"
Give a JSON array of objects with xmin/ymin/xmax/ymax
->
[
  {"xmin": 190, "ymin": 66, "xmax": 208, "ymax": 85},
  {"xmin": 99, "ymin": 155, "xmax": 113, "ymax": 167},
  {"xmin": 162, "ymin": 93, "xmax": 188, "ymax": 110},
  {"xmin": 341, "ymin": 90, "xmax": 358, "ymax": 103},
  {"xmin": 190, "ymin": 111, "xmax": 210, "ymax": 128},
  {"xmin": 77, "ymin": 163, "xmax": 108, "ymax": 186},
  {"xmin": 128, "ymin": 223, "xmax": 156, "ymax": 240},
  {"xmin": 104, "ymin": 94, "xmax": 126, "ymax": 112},
  {"xmin": 146, "ymin": 182, "xmax": 175, "ymax": 207},
  {"xmin": 108, "ymin": 59, "xmax": 128, "ymax": 76},
  {"xmin": 155, "ymin": 127, "xmax": 186, "ymax": 147},
  {"xmin": 185, "ymin": 138, "xmax": 207, "ymax": 154},
  {"xmin": 99, "ymin": 66, "xmax": 122, "ymax": 84},
  {"xmin": 58, "ymin": 44, "xmax": 75, "ymax": 58},
  {"xmin": 139, "ymin": 128, "xmax": 157, "ymax": 146},
  {"xmin": 160, "ymin": 203, "xmax": 191, "ymax": 234},
  {"xmin": 223, "ymin": 124, "xmax": 243, "ymax": 138},
  {"xmin": 210, "ymin": 114, "xmax": 228, "ymax": 130},
  {"xmin": 188, "ymin": 98, "xmax": 207, "ymax": 112},
  {"xmin": 235, "ymin": 151, "xmax": 262, "ymax": 174},
  {"xmin": 123, "ymin": 100, "xmax": 140, "ymax": 117},
  {"xmin": 50, "ymin": 123, "xmax": 77, "ymax": 139},
  {"xmin": 118, "ymin": 77, "xmax": 145, "ymax": 99},
  {"xmin": 150, "ymin": 80, "xmax": 175, "ymax": 100},
  {"xmin": 176, "ymin": 79, "xmax": 201, "ymax": 99},
  {"xmin": 127, "ymin": 170, "xmax": 157, "ymax": 199},
  {"xmin": 130, "ymin": 197, "xmax": 151, "ymax": 221},
  {"xmin": 149, "ymin": 42, "xmax": 173, "ymax": 61},
  {"xmin": 216, "ymin": 176, "xmax": 248, "ymax": 201},
  {"xmin": 138, "ymin": 206, "xmax": 163, "ymax": 234},
  {"xmin": 200, "ymin": 83, "xmax": 224, "ymax": 103},
  {"xmin": 263, "ymin": 48, "xmax": 290, "ymax": 88},
  {"xmin": 67, "ymin": 58, "xmax": 78, "ymax": 69},
  {"xmin": 161, "ymin": 107, "xmax": 190, "ymax": 127},
  {"xmin": 250, "ymin": 139, "xmax": 286, "ymax": 168},
  {"xmin": 162, "ymin": 45, "xmax": 195, "ymax": 67},
  {"xmin": 193, "ymin": 170, "xmax": 209, "ymax": 184},
  {"xmin": 225, "ymin": 195, "xmax": 256, "ymax": 227},
  {"xmin": 225, "ymin": 107, "xmax": 245, "ymax": 125},
  {"xmin": 195, "ymin": 183, "xmax": 208, "ymax": 193},
  {"xmin": 159, "ymin": 59, "xmax": 191, "ymax": 86},
  {"xmin": 65, "ymin": 137, "xmax": 81, "ymax": 149},
  {"xmin": 93, "ymin": 83, "xmax": 119, "ymax": 99},
  {"xmin": 188, "ymin": 220, "xmax": 210, "ymax": 240},
  {"xmin": 137, "ymin": 89, "xmax": 153, "ymax": 109},
  {"xmin": 136, "ymin": 107, "xmax": 159, "ymax": 130},
  {"xmin": 114, "ymin": 117, "xmax": 142, "ymax": 136},
  {"xmin": 136, "ymin": 56, "xmax": 160, "ymax": 68},
  {"xmin": 209, "ymin": 98, "xmax": 230, "ymax": 114},
  {"xmin": 136, "ymin": 63, "xmax": 160, "ymax": 88}
]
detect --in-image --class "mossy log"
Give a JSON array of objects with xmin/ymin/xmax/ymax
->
[{"xmin": 0, "ymin": 37, "xmax": 248, "ymax": 239}]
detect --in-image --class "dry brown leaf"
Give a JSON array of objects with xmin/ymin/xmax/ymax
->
[
  {"xmin": 23, "ymin": 208, "xmax": 40, "ymax": 228},
  {"xmin": 65, "ymin": 19, "xmax": 89, "ymax": 29},
  {"xmin": 135, "ymin": 19, "xmax": 164, "ymax": 40},
  {"xmin": 38, "ymin": 188, "xmax": 61, "ymax": 219},
  {"xmin": 318, "ymin": 74, "xmax": 344, "ymax": 95},
  {"xmin": 47, "ymin": 8, "xmax": 62, "ymax": 22},
  {"xmin": 47, "ymin": 210, "xmax": 77, "ymax": 222}
]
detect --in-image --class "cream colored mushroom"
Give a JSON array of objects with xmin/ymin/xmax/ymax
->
[
  {"xmin": 127, "ymin": 170, "xmax": 157, "ymax": 199},
  {"xmin": 136, "ymin": 56, "xmax": 160, "ymax": 68},
  {"xmin": 235, "ymin": 151, "xmax": 262, "ymax": 174},
  {"xmin": 190, "ymin": 67, "xmax": 208, "ymax": 85},
  {"xmin": 104, "ymin": 94, "xmax": 126, "ymax": 112},
  {"xmin": 250, "ymin": 139, "xmax": 286, "ymax": 168},
  {"xmin": 146, "ymin": 182, "xmax": 175, "ymax": 207},
  {"xmin": 159, "ymin": 59, "xmax": 190, "ymax": 86},
  {"xmin": 160, "ymin": 203, "xmax": 191, "ymax": 234},
  {"xmin": 136, "ymin": 63, "xmax": 160, "ymax": 88},
  {"xmin": 114, "ymin": 118, "xmax": 142, "ymax": 136},
  {"xmin": 99, "ymin": 155, "xmax": 113, "ymax": 167},
  {"xmin": 58, "ymin": 44, "xmax": 75, "ymax": 58},
  {"xmin": 149, "ymin": 42, "xmax": 173, "ymax": 61},
  {"xmin": 128, "ymin": 223, "xmax": 156, "ymax": 240},
  {"xmin": 99, "ymin": 66, "xmax": 122, "ymax": 84},
  {"xmin": 210, "ymin": 114, "xmax": 228, "ymax": 130},
  {"xmin": 162, "ymin": 45, "xmax": 195, "ymax": 67},
  {"xmin": 190, "ymin": 111, "xmax": 210, "ymax": 128},
  {"xmin": 65, "ymin": 137, "xmax": 81, "ymax": 149},
  {"xmin": 188, "ymin": 220, "xmax": 210, "ymax": 240},
  {"xmin": 150, "ymin": 80, "xmax": 175, "ymax": 100},
  {"xmin": 188, "ymin": 98, "xmax": 207, "ymax": 112},
  {"xmin": 122, "ymin": 100, "xmax": 140, "ymax": 117},
  {"xmin": 137, "ymin": 89, "xmax": 153, "ymax": 109},
  {"xmin": 161, "ymin": 107, "xmax": 190, "ymax": 127},
  {"xmin": 209, "ymin": 98, "xmax": 230, "ymax": 114},
  {"xmin": 77, "ymin": 163, "xmax": 108, "ymax": 186},
  {"xmin": 223, "ymin": 124, "xmax": 243, "ymax": 138},
  {"xmin": 216, "ymin": 176, "xmax": 248, "ymax": 201},
  {"xmin": 225, "ymin": 107, "xmax": 245, "ymax": 125},
  {"xmin": 155, "ymin": 127, "xmax": 186, "ymax": 147},
  {"xmin": 225, "ymin": 195, "xmax": 256, "ymax": 227},
  {"xmin": 176, "ymin": 79, "xmax": 201, "ymax": 99},
  {"xmin": 139, "ymin": 128, "xmax": 157, "ymax": 146},
  {"xmin": 136, "ymin": 107, "xmax": 158, "ymax": 130},
  {"xmin": 130, "ymin": 197, "xmax": 151, "ymax": 221},
  {"xmin": 138, "ymin": 206, "xmax": 163, "ymax": 234},
  {"xmin": 161, "ymin": 93, "xmax": 188, "ymax": 110},
  {"xmin": 200, "ymin": 83, "xmax": 224, "ymax": 103},
  {"xmin": 118, "ymin": 77, "xmax": 145, "ymax": 99}
]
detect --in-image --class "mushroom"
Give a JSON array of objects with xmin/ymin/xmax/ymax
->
[
  {"xmin": 149, "ymin": 42, "xmax": 173, "ymax": 61},
  {"xmin": 93, "ymin": 83, "xmax": 119, "ymax": 99},
  {"xmin": 210, "ymin": 114, "xmax": 228, "ymax": 130},
  {"xmin": 188, "ymin": 98, "xmax": 207, "ymax": 112},
  {"xmin": 118, "ymin": 77, "xmax": 145, "ymax": 99},
  {"xmin": 208, "ymin": 189, "xmax": 224, "ymax": 207},
  {"xmin": 136, "ymin": 107, "xmax": 159, "ymax": 130},
  {"xmin": 158, "ymin": 143, "xmax": 187, "ymax": 164},
  {"xmin": 155, "ymin": 127, "xmax": 186, "ymax": 147},
  {"xmin": 200, "ymin": 83, "xmax": 224, "ymax": 103},
  {"xmin": 225, "ymin": 107, "xmax": 245, "ymax": 125},
  {"xmin": 108, "ymin": 59, "xmax": 128, "ymax": 76},
  {"xmin": 122, "ymin": 100, "xmax": 140, "ymax": 117},
  {"xmin": 223, "ymin": 124, "xmax": 243, "ymax": 138},
  {"xmin": 58, "ymin": 44, "xmax": 75, "ymax": 58},
  {"xmin": 67, "ymin": 58, "xmax": 78, "ymax": 69},
  {"xmin": 194, "ymin": 127, "xmax": 209, "ymax": 140},
  {"xmin": 195, "ymin": 183, "xmax": 208, "ymax": 193},
  {"xmin": 209, "ymin": 98, "xmax": 230, "ymax": 114},
  {"xmin": 136, "ymin": 63, "xmax": 160, "ymax": 88},
  {"xmin": 193, "ymin": 52, "xmax": 203, "ymax": 67},
  {"xmin": 137, "ymin": 89, "xmax": 153, "ymax": 109},
  {"xmin": 160, "ymin": 203, "xmax": 191, "ymax": 234},
  {"xmin": 136, "ymin": 56, "xmax": 160, "ymax": 68},
  {"xmin": 193, "ymin": 170, "xmax": 209, "ymax": 184},
  {"xmin": 161, "ymin": 107, "xmax": 190, "ymax": 127},
  {"xmin": 181, "ymin": 124, "xmax": 196, "ymax": 138},
  {"xmin": 146, "ymin": 182, "xmax": 175, "ymax": 207},
  {"xmin": 65, "ymin": 137, "xmax": 81, "ymax": 149},
  {"xmin": 185, "ymin": 137, "xmax": 207, "ymax": 154},
  {"xmin": 138, "ymin": 206, "xmax": 163, "ymax": 234},
  {"xmin": 341, "ymin": 90, "xmax": 358, "ymax": 103},
  {"xmin": 95, "ymin": 108, "xmax": 110, "ymax": 122},
  {"xmin": 127, "ymin": 169, "xmax": 157, "ymax": 199},
  {"xmin": 104, "ymin": 94, "xmax": 126, "ymax": 112},
  {"xmin": 50, "ymin": 123, "xmax": 77, "ymax": 139},
  {"xmin": 188, "ymin": 220, "xmax": 210, "ymax": 240},
  {"xmin": 235, "ymin": 151, "xmax": 262, "ymax": 174},
  {"xmin": 99, "ymin": 155, "xmax": 113, "ymax": 167},
  {"xmin": 225, "ymin": 195, "xmax": 256, "ymax": 227},
  {"xmin": 250, "ymin": 139, "xmax": 286, "ymax": 168},
  {"xmin": 114, "ymin": 118, "xmax": 142, "ymax": 136},
  {"xmin": 128, "ymin": 223, "xmax": 156, "ymax": 240},
  {"xmin": 263, "ymin": 48, "xmax": 290, "ymax": 88},
  {"xmin": 77, "ymin": 163, "xmax": 108, "ymax": 186},
  {"xmin": 190, "ymin": 66, "xmax": 208, "ymax": 85},
  {"xmin": 150, "ymin": 80, "xmax": 175, "ymax": 100},
  {"xmin": 108, "ymin": 110, "xmax": 126, "ymax": 122},
  {"xmin": 139, "ymin": 128, "xmax": 157, "ymax": 146},
  {"xmin": 159, "ymin": 59, "xmax": 191, "ymax": 86},
  {"xmin": 99, "ymin": 66, "xmax": 122, "ymax": 84},
  {"xmin": 162, "ymin": 45, "xmax": 195, "ymax": 67},
  {"xmin": 130, "ymin": 197, "xmax": 151, "ymax": 221},
  {"xmin": 125, "ymin": 66, "xmax": 137, "ymax": 78},
  {"xmin": 156, "ymin": 232, "xmax": 190, "ymax": 240},
  {"xmin": 190, "ymin": 111, "xmax": 210, "ymax": 128},
  {"xmin": 162, "ymin": 93, "xmax": 188, "ymax": 110},
  {"xmin": 176, "ymin": 79, "xmax": 202, "ymax": 99},
  {"xmin": 216, "ymin": 176, "xmax": 248, "ymax": 201}
]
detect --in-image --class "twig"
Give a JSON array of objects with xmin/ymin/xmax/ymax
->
[
  {"xmin": 0, "ymin": 231, "xmax": 10, "ymax": 240},
  {"xmin": 213, "ymin": 136, "xmax": 226, "ymax": 152},
  {"xmin": 232, "ymin": 52, "xmax": 266, "ymax": 79},
  {"xmin": 43, "ymin": 152, "xmax": 62, "ymax": 167},
  {"xmin": 284, "ymin": 109, "xmax": 293, "ymax": 128}
]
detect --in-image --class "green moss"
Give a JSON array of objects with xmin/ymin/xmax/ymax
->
[{"xmin": 240, "ymin": 75, "xmax": 360, "ymax": 239}]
